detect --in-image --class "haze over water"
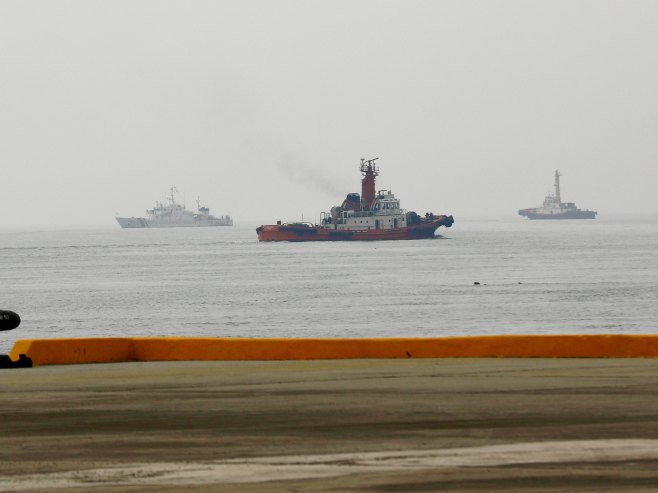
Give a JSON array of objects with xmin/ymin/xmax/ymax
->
[
  {"xmin": 2, "ymin": 1, "xmax": 658, "ymax": 227},
  {"xmin": 2, "ymin": 215, "xmax": 657, "ymax": 353}
]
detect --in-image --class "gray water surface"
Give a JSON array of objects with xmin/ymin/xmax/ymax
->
[{"xmin": 2, "ymin": 215, "xmax": 657, "ymax": 352}]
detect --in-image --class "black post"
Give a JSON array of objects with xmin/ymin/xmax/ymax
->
[
  {"xmin": 1, "ymin": 310, "xmax": 32, "ymax": 368},
  {"xmin": 0, "ymin": 310, "xmax": 21, "ymax": 331}
]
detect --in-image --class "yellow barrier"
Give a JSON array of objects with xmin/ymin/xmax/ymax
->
[
  {"xmin": 9, "ymin": 335, "xmax": 658, "ymax": 366},
  {"xmin": 10, "ymin": 338, "xmax": 135, "ymax": 365}
]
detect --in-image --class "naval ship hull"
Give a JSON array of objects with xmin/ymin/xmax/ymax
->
[
  {"xmin": 115, "ymin": 217, "xmax": 232, "ymax": 228},
  {"xmin": 518, "ymin": 209, "xmax": 597, "ymax": 220},
  {"xmin": 257, "ymin": 216, "xmax": 454, "ymax": 242}
]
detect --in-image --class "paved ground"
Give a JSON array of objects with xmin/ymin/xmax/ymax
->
[{"xmin": 2, "ymin": 358, "xmax": 658, "ymax": 492}]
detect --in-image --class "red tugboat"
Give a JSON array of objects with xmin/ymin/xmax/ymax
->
[{"xmin": 256, "ymin": 158, "xmax": 454, "ymax": 241}]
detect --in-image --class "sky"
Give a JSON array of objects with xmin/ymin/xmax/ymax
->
[{"xmin": 1, "ymin": 0, "xmax": 657, "ymax": 227}]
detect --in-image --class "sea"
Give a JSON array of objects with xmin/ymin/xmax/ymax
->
[{"xmin": 1, "ymin": 215, "xmax": 657, "ymax": 353}]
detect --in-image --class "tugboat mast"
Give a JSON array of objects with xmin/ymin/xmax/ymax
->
[
  {"xmin": 554, "ymin": 170, "xmax": 562, "ymax": 204},
  {"xmin": 360, "ymin": 157, "xmax": 379, "ymax": 211}
]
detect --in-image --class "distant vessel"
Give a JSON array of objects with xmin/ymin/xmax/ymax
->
[
  {"xmin": 519, "ymin": 171, "xmax": 597, "ymax": 220},
  {"xmin": 257, "ymin": 158, "xmax": 454, "ymax": 241},
  {"xmin": 116, "ymin": 187, "xmax": 233, "ymax": 228}
]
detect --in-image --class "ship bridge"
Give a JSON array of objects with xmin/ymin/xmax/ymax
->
[{"xmin": 371, "ymin": 190, "xmax": 401, "ymax": 212}]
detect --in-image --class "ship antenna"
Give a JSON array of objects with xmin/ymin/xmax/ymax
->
[{"xmin": 554, "ymin": 170, "xmax": 562, "ymax": 204}]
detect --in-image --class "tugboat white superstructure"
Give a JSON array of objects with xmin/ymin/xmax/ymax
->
[
  {"xmin": 257, "ymin": 158, "xmax": 453, "ymax": 241},
  {"xmin": 116, "ymin": 187, "xmax": 233, "ymax": 228},
  {"xmin": 519, "ymin": 170, "xmax": 597, "ymax": 220}
]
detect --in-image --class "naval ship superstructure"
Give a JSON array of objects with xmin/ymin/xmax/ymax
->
[
  {"xmin": 116, "ymin": 187, "xmax": 233, "ymax": 228},
  {"xmin": 518, "ymin": 170, "xmax": 597, "ymax": 220}
]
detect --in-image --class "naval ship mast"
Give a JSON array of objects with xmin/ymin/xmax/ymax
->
[{"xmin": 168, "ymin": 186, "xmax": 180, "ymax": 207}]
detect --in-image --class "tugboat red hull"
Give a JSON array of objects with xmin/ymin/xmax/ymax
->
[{"xmin": 257, "ymin": 216, "xmax": 454, "ymax": 242}]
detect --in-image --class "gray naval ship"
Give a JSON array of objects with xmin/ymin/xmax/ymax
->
[
  {"xmin": 519, "ymin": 170, "xmax": 597, "ymax": 220},
  {"xmin": 116, "ymin": 187, "xmax": 233, "ymax": 228}
]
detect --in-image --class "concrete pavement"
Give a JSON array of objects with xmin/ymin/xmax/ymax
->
[{"xmin": 2, "ymin": 358, "xmax": 658, "ymax": 491}]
